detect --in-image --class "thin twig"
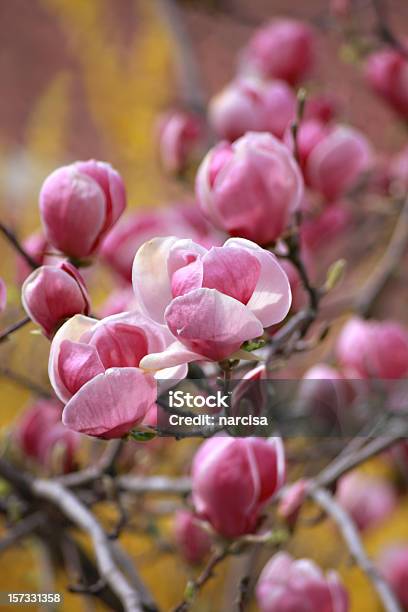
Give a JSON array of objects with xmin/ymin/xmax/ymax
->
[
  {"xmin": 0, "ymin": 223, "xmax": 39, "ymax": 270},
  {"xmin": 0, "ymin": 366, "xmax": 51, "ymax": 398},
  {"xmin": 117, "ymin": 476, "xmax": 191, "ymax": 496},
  {"xmin": 355, "ymin": 195, "xmax": 408, "ymax": 317},
  {"xmin": 0, "ymin": 316, "xmax": 31, "ymax": 343},
  {"xmin": 310, "ymin": 486, "xmax": 402, "ymax": 612},
  {"xmin": 57, "ymin": 439, "xmax": 124, "ymax": 487}
]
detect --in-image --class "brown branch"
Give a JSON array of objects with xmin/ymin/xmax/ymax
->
[
  {"xmin": 0, "ymin": 223, "xmax": 39, "ymax": 270},
  {"xmin": 117, "ymin": 475, "xmax": 191, "ymax": 496},
  {"xmin": 154, "ymin": 0, "xmax": 206, "ymax": 114},
  {"xmin": 0, "ymin": 316, "xmax": 31, "ymax": 343},
  {"xmin": 0, "ymin": 512, "xmax": 45, "ymax": 552},
  {"xmin": 57, "ymin": 439, "xmax": 124, "ymax": 487},
  {"xmin": 0, "ymin": 366, "xmax": 52, "ymax": 398},
  {"xmin": 172, "ymin": 547, "xmax": 230, "ymax": 612},
  {"xmin": 310, "ymin": 486, "xmax": 402, "ymax": 612},
  {"xmin": 355, "ymin": 195, "xmax": 408, "ymax": 317}
]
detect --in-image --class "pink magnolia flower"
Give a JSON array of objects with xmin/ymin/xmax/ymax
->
[
  {"xmin": 196, "ymin": 132, "xmax": 304, "ymax": 245},
  {"xmin": 209, "ymin": 77, "xmax": 296, "ymax": 141},
  {"xmin": 174, "ymin": 510, "xmax": 212, "ymax": 564},
  {"xmin": 336, "ymin": 471, "xmax": 397, "ymax": 531},
  {"xmin": 22, "ymin": 261, "xmax": 90, "ymax": 338},
  {"xmin": 98, "ymin": 287, "xmax": 138, "ymax": 318},
  {"xmin": 278, "ymin": 259, "xmax": 307, "ymax": 312},
  {"xmin": 330, "ymin": 0, "xmax": 351, "ymax": 18},
  {"xmin": 365, "ymin": 48, "xmax": 408, "ymax": 119},
  {"xmin": 378, "ymin": 545, "xmax": 408, "ymax": 608},
  {"xmin": 240, "ymin": 19, "xmax": 316, "ymax": 85},
  {"xmin": 192, "ymin": 437, "xmax": 285, "ymax": 538},
  {"xmin": 49, "ymin": 312, "xmax": 187, "ymax": 438},
  {"xmin": 256, "ymin": 552, "xmax": 349, "ymax": 612},
  {"xmin": 0, "ymin": 278, "xmax": 6, "ymax": 314},
  {"xmin": 336, "ymin": 317, "xmax": 408, "ymax": 379},
  {"xmin": 133, "ymin": 237, "xmax": 291, "ymax": 368},
  {"xmin": 156, "ymin": 110, "xmax": 202, "ymax": 175},
  {"xmin": 15, "ymin": 399, "xmax": 79, "ymax": 474},
  {"xmin": 39, "ymin": 160, "xmax": 126, "ymax": 259},
  {"xmin": 101, "ymin": 202, "xmax": 221, "ymax": 283},
  {"xmin": 284, "ymin": 119, "xmax": 329, "ymax": 171},
  {"xmin": 305, "ymin": 125, "xmax": 373, "ymax": 201}
]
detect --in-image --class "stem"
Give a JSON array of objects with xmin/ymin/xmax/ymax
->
[
  {"xmin": 0, "ymin": 316, "xmax": 31, "ymax": 343},
  {"xmin": 355, "ymin": 195, "xmax": 408, "ymax": 317},
  {"xmin": 0, "ymin": 223, "xmax": 39, "ymax": 270},
  {"xmin": 311, "ymin": 487, "xmax": 402, "ymax": 612}
]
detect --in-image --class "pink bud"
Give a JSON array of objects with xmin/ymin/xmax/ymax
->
[
  {"xmin": 174, "ymin": 510, "xmax": 212, "ymax": 564},
  {"xmin": 98, "ymin": 288, "xmax": 137, "ymax": 318},
  {"xmin": 0, "ymin": 278, "xmax": 6, "ymax": 314},
  {"xmin": 22, "ymin": 262, "xmax": 90, "ymax": 338},
  {"xmin": 156, "ymin": 110, "xmax": 202, "ymax": 175},
  {"xmin": 196, "ymin": 132, "xmax": 304, "ymax": 245},
  {"xmin": 256, "ymin": 552, "xmax": 349, "ymax": 612},
  {"xmin": 192, "ymin": 437, "xmax": 285, "ymax": 538},
  {"xmin": 15, "ymin": 399, "xmax": 79, "ymax": 473},
  {"xmin": 365, "ymin": 48, "xmax": 408, "ymax": 119},
  {"xmin": 305, "ymin": 125, "xmax": 373, "ymax": 201},
  {"xmin": 284, "ymin": 119, "xmax": 329, "ymax": 170},
  {"xmin": 209, "ymin": 77, "xmax": 296, "ymax": 141},
  {"xmin": 336, "ymin": 472, "xmax": 397, "ymax": 531},
  {"xmin": 336, "ymin": 317, "xmax": 408, "ymax": 379},
  {"xmin": 39, "ymin": 160, "xmax": 126, "ymax": 259},
  {"xmin": 278, "ymin": 480, "xmax": 309, "ymax": 527},
  {"xmin": 378, "ymin": 545, "xmax": 408, "ymax": 608},
  {"xmin": 240, "ymin": 19, "xmax": 316, "ymax": 85}
]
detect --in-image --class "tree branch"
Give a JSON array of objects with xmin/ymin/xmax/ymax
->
[
  {"xmin": 0, "ymin": 223, "xmax": 39, "ymax": 270},
  {"xmin": 310, "ymin": 486, "xmax": 402, "ymax": 612}
]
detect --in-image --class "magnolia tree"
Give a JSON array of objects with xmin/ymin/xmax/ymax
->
[{"xmin": 1, "ymin": 1, "xmax": 408, "ymax": 611}]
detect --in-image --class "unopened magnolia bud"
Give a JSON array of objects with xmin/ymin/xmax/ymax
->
[
  {"xmin": 39, "ymin": 160, "xmax": 126, "ymax": 259},
  {"xmin": 22, "ymin": 262, "xmax": 90, "ymax": 338}
]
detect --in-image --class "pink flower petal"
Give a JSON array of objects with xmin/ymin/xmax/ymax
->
[
  {"xmin": 202, "ymin": 246, "xmax": 260, "ymax": 304},
  {"xmin": 62, "ymin": 367, "xmax": 157, "ymax": 438},
  {"xmin": 132, "ymin": 236, "xmax": 180, "ymax": 323},
  {"xmin": 165, "ymin": 288, "xmax": 264, "ymax": 361},
  {"xmin": 58, "ymin": 340, "xmax": 105, "ymax": 395},
  {"xmin": 140, "ymin": 342, "xmax": 204, "ymax": 370},
  {"xmin": 171, "ymin": 258, "xmax": 203, "ymax": 298},
  {"xmin": 224, "ymin": 238, "xmax": 292, "ymax": 326}
]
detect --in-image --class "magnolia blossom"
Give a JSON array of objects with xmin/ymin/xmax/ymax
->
[
  {"xmin": 378, "ymin": 545, "xmax": 408, "ymax": 608},
  {"xmin": 256, "ymin": 552, "xmax": 349, "ymax": 612},
  {"xmin": 156, "ymin": 110, "xmax": 202, "ymax": 175},
  {"xmin": 191, "ymin": 437, "xmax": 285, "ymax": 538},
  {"xmin": 336, "ymin": 472, "xmax": 397, "ymax": 531},
  {"xmin": 15, "ymin": 400, "xmax": 79, "ymax": 474},
  {"xmin": 240, "ymin": 19, "xmax": 316, "ymax": 85},
  {"xmin": 133, "ymin": 236, "xmax": 291, "ymax": 369},
  {"xmin": 102, "ymin": 202, "xmax": 220, "ymax": 283},
  {"xmin": 305, "ymin": 125, "xmax": 373, "ymax": 201},
  {"xmin": 365, "ymin": 48, "xmax": 408, "ymax": 119},
  {"xmin": 174, "ymin": 510, "xmax": 212, "ymax": 564},
  {"xmin": 209, "ymin": 77, "xmax": 296, "ymax": 141},
  {"xmin": 0, "ymin": 278, "xmax": 6, "ymax": 314},
  {"xmin": 48, "ymin": 312, "xmax": 187, "ymax": 438},
  {"xmin": 336, "ymin": 317, "xmax": 408, "ymax": 379},
  {"xmin": 39, "ymin": 160, "xmax": 126, "ymax": 259},
  {"xmin": 22, "ymin": 262, "xmax": 90, "ymax": 338},
  {"xmin": 196, "ymin": 132, "xmax": 304, "ymax": 245},
  {"xmin": 389, "ymin": 145, "xmax": 408, "ymax": 193}
]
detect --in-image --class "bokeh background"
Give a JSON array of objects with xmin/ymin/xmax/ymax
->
[{"xmin": 1, "ymin": 0, "xmax": 408, "ymax": 610}]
